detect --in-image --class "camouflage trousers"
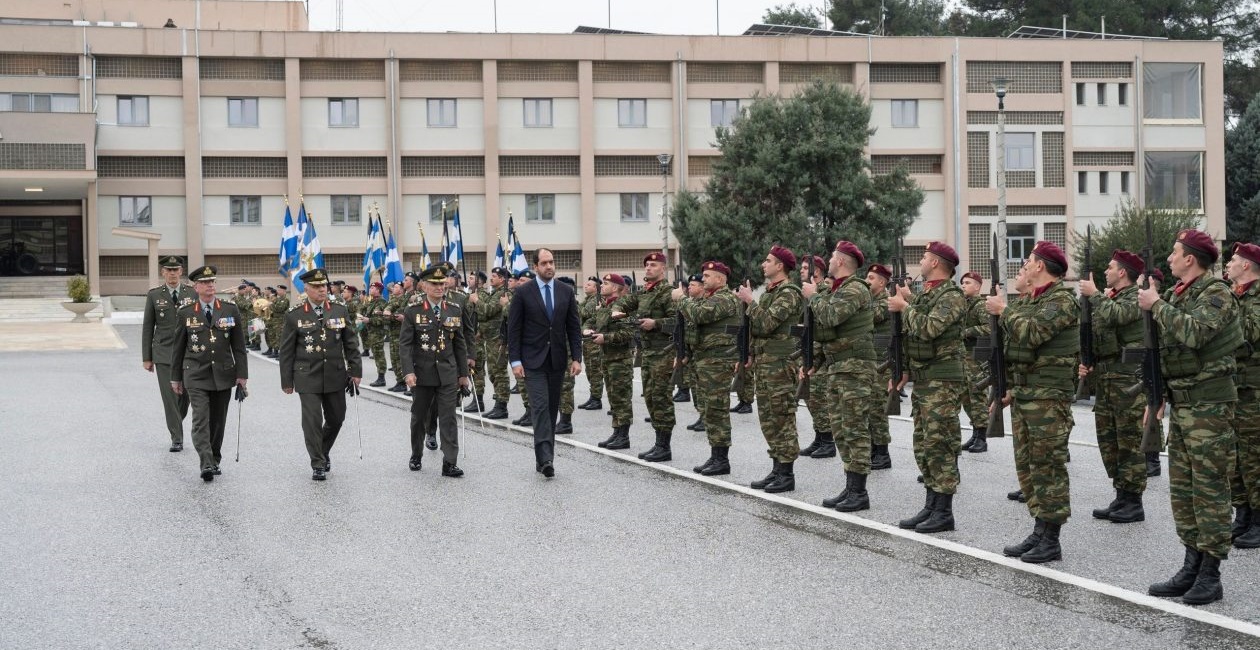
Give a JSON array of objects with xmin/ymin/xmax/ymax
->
[
  {"xmin": 603, "ymin": 354, "xmax": 634, "ymax": 427},
  {"xmin": 561, "ymin": 356, "xmax": 575, "ymax": 416},
  {"xmin": 865, "ymin": 369, "xmax": 891, "ymax": 446},
  {"xmin": 367, "ymin": 330, "xmax": 387, "ymax": 376},
  {"xmin": 753, "ymin": 355, "xmax": 800, "ymax": 462},
  {"xmin": 684, "ymin": 358, "xmax": 697, "ymax": 393},
  {"xmin": 822, "ymin": 360, "xmax": 876, "ymax": 474},
  {"xmin": 1012, "ymin": 397, "xmax": 1073, "ymax": 525},
  {"xmin": 694, "ymin": 353, "xmax": 737, "ymax": 447},
  {"xmin": 583, "ymin": 339, "xmax": 604, "ymax": 400},
  {"xmin": 736, "ymin": 364, "xmax": 755, "ymax": 404},
  {"xmin": 1233, "ymin": 389, "xmax": 1260, "ymax": 509},
  {"xmin": 264, "ymin": 321, "xmax": 281, "ymax": 350},
  {"xmin": 388, "ymin": 329, "xmax": 404, "ymax": 383},
  {"xmin": 911, "ymin": 378, "xmax": 963, "ymax": 495},
  {"xmin": 1169, "ymin": 400, "xmax": 1237, "ymax": 559},
  {"xmin": 960, "ymin": 353, "xmax": 989, "ymax": 430},
  {"xmin": 804, "ymin": 358, "xmax": 830, "ymax": 437},
  {"xmin": 641, "ymin": 350, "xmax": 676, "ymax": 431},
  {"xmin": 485, "ymin": 339, "xmax": 509, "ymax": 404},
  {"xmin": 1093, "ymin": 371, "xmax": 1148, "ymax": 494}
]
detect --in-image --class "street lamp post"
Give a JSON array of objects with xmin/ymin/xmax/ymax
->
[
  {"xmin": 991, "ymin": 77, "xmax": 1008, "ymax": 287},
  {"xmin": 657, "ymin": 153, "xmax": 673, "ymax": 267}
]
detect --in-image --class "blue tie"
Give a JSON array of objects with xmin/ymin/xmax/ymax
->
[{"xmin": 543, "ymin": 283, "xmax": 553, "ymax": 320}]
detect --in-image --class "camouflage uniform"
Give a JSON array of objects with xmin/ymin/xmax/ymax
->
[
  {"xmin": 579, "ymin": 294, "xmax": 605, "ymax": 401},
  {"xmin": 234, "ymin": 293, "xmax": 257, "ymax": 348},
  {"xmin": 266, "ymin": 294, "xmax": 290, "ymax": 352},
  {"xmin": 1153, "ymin": 274, "xmax": 1240, "ymax": 559},
  {"xmin": 594, "ymin": 296, "xmax": 636, "ymax": 427},
  {"xmin": 904, "ymin": 279, "xmax": 967, "ymax": 496},
  {"xmin": 678, "ymin": 287, "xmax": 741, "ymax": 448},
  {"xmin": 362, "ymin": 295, "xmax": 390, "ymax": 377},
  {"xmin": 475, "ymin": 284, "xmax": 509, "ymax": 405},
  {"xmin": 1232, "ymin": 280, "xmax": 1260, "ymax": 539},
  {"xmin": 867, "ymin": 289, "xmax": 893, "ymax": 447},
  {"xmin": 1089, "ymin": 285, "xmax": 1148, "ymax": 498},
  {"xmin": 960, "ymin": 294, "xmax": 990, "ymax": 430},
  {"xmin": 613, "ymin": 280, "xmax": 678, "ymax": 432},
  {"xmin": 812, "ymin": 275, "xmax": 876, "ymax": 474},
  {"xmin": 736, "ymin": 365, "xmax": 755, "ymax": 405},
  {"xmin": 748, "ymin": 279, "xmax": 804, "ymax": 461},
  {"xmin": 386, "ymin": 291, "xmax": 411, "ymax": 385}
]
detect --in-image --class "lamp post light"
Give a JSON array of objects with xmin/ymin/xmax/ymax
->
[
  {"xmin": 657, "ymin": 152, "xmax": 673, "ymax": 266},
  {"xmin": 991, "ymin": 76, "xmax": 1009, "ymax": 286}
]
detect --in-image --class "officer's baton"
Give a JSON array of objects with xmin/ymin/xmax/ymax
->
[
  {"xmin": 348, "ymin": 378, "xmax": 364, "ymax": 459},
  {"xmin": 233, "ymin": 384, "xmax": 247, "ymax": 462}
]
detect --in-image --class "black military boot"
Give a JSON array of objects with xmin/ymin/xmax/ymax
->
[
  {"xmin": 686, "ymin": 415, "xmax": 706, "ymax": 431},
  {"xmin": 899, "ymin": 489, "xmax": 936, "ymax": 529},
  {"xmin": 961, "ymin": 428, "xmax": 977, "ymax": 452},
  {"xmin": 799, "ymin": 431, "xmax": 823, "ymax": 457},
  {"xmin": 1007, "ymin": 489, "xmax": 1026, "ymax": 502},
  {"xmin": 673, "ymin": 387, "xmax": 691, "ymax": 402},
  {"xmin": 967, "ymin": 427, "xmax": 988, "ymax": 453},
  {"xmin": 695, "ymin": 446, "xmax": 731, "ymax": 476},
  {"xmin": 1108, "ymin": 490, "xmax": 1145, "ymax": 523},
  {"xmin": 1181, "ymin": 555, "xmax": 1223, "ymax": 605},
  {"xmin": 1231, "ymin": 505, "xmax": 1252, "ymax": 540},
  {"xmin": 1146, "ymin": 451, "xmax": 1162, "ymax": 477},
  {"xmin": 425, "ymin": 432, "xmax": 438, "ymax": 450},
  {"xmin": 1093, "ymin": 489, "xmax": 1123, "ymax": 520},
  {"xmin": 1020, "ymin": 521, "xmax": 1062, "ymax": 563},
  {"xmin": 598, "ymin": 425, "xmax": 628, "ymax": 449},
  {"xmin": 484, "ymin": 401, "xmax": 509, "ymax": 420},
  {"xmin": 916, "ymin": 492, "xmax": 955, "ymax": 533},
  {"xmin": 1234, "ymin": 521, "xmax": 1260, "ymax": 549},
  {"xmin": 389, "ymin": 382, "xmax": 407, "ymax": 393},
  {"xmin": 1003, "ymin": 519, "xmax": 1046, "ymax": 557},
  {"xmin": 810, "ymin": 432, "xmax": 836, "ymax": 458},
  {"xmin": 510, "ymin": 383, "xmax": 520, "ymax": 394},
  {"xmin": 765, "ymin": 461, "xmax": 796, "ymax": 493},
  {"xmin": 1149, "ymin": 546, "xmax": 1204, "ymax": 597},
  {"xmin": 821, "ymin": 481, "xmax": 850, "ymax": 508},
  {"xmin": 511, "ymin": 407, "xmax": 533, "ymax": 426},
  {"xmin": 730, "ymin": 400, "xmax": 753, "ymax": 414},
  {"xmin": 554, "ymin": 413, "xmax": 573, "ymax": 435},
  {"xmin": 639, "ymin": 430, "xmax": 673, "ymax": 462},
  {"xmin": 578, "ymin": 396, "xmax": 603, "ymax": 410},
  {"xmin": 750, "ymin": 461, "xmax": 779, "ymax": 490},
  {"xmin": 370, "ymin": 374, "xmax": 386, "ymax": 388},
  {"xmin": 834, "ymin": 471, "xmax": 869, "ymax": 512},
  {"xmin": 463, "ymin": 395, "xmax": 484, "ymax": 413},
  {"xmin": 870, "ymin": 444, "xmax": 892, "ymax": 470}
]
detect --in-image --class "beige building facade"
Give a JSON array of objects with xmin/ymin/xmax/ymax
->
[{"xmin": 0, "ymin": 0, "xmax": 1225, "ymax": 294}]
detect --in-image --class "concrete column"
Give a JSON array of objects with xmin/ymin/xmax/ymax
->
[
  {"xmin": 483, "ymin": 60, "xmax": 500, "ymax": 261},
  {"xmin": 578, "ymin": 60, "xmax": 596, "ymax": 281},
  {"xmin": 284, "ymin": 58, "xmax": 303, "ymax": 212},
  {"xmin": 182, "ymin": 56, "xmax": 204, "ymax": 267},
  {"xmin": 85, "ymin": 182, "xmax": 100, "ymax": 295}
]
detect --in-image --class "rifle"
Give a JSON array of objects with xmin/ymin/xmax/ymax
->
[
  {"xmin": 985, "ymin": 232, "xmax": 1008, "ymax": 438},
  {"xmin": 885, "ymin": 238, "xmax": 906, "ymax": 416},
  {"xmin": 1075, "ymin": 225, "xmax": 1094, "ymax": 401},
  {"xmin": 728, "ymin": 259, "xmax": 754, "ymax": 394},
  {"xmin": 794, "ymin": 261, "xmax": 816, "ymax": 402},
  {"xmin": 1125, "ymin": 216, "xmax": 1165, "ymax": 453},
  {"xmin": 670, "ymin": 264, "xmax": 688, "ymax": 389}
]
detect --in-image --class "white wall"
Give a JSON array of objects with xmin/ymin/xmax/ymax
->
[
  {"xmin": 201, "ymin": 194, "xmax": 287, "ymax": 250},
  {"xmin": 1073, "ymin": 170, "xmax": 1134, "ymax": 218},
  {"xmin": 869, "ymin": 99, "xmax": 945, "ymax": 150},
  {"xmin": 98, "ymin": 195, "xmax": 187, "ymax": 250},
  {"xmin": 395, "ymin": 194, "xmax": 487, "ymax": 250},
  {"xmin": 593, "ymin": 98, "xmax": 673, "ymax": 151},
  {"xmin": 594, "ymin": 192, "xmax": 666, "ymax": 245},
  {"xmin": 496, "ymin": 193, "xmax": 582, "ymax": 247},
  {"xmin": 96, "ymin": 95, "xmax": 184, "ymax": 151},
  {"xmin": 686, "ymin": 99, "xmax": 721, "ymax": 151},
  {"xmin": 200, "ymin": 97, "xmax": 286, "ymax": 152},
  {"xmin": 906, "ymin": 191, "xmax": 947, "ymax": 241},
  {"xmin": 296, "ymin": 194, "xmax": 389, "ymax": 249},
  {"xmin": 300, "ymin": 97, "xmax": 388, "ymax": 151},
  {"xmin": 1144, "ymin": 125, "xmax": 1206, "ymax": 150},
  {"xmin": 398, "ymin": 98, "xmax": 485, "ymax": 151},
  {"xmin": 498, "ymin": 98, "xmax": 579, "ymax": 151}
]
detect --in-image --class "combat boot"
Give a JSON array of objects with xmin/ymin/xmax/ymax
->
[
  {"xmin": 1003, "ymin": 519, "xmax": 1045, "ymax": 557},
  {"xmin": 1007, "ymin": 489, "xmax": 1026, "ymax": 502},
  {"xmin": 370, "ymin": 374, "xmax": 386, "ymax": 388},
  {"xmin": 695, "ymin": 446, "xmax": 730, "ymax": 476},
  {"xmin": 1231, "ymin": 505, "xmax": 1252, "ymax": 540},
  {"xmin": 764, "ymin": 461, "xmax": 796, "ymax": 493},
  {"xmin": 1093, "ymin": 489, "xmax": 1123, "ymax": 520},
  {"xmin": 810, "ymin": 432, "xmax": 836, "ymax": 458},
  {"xmin": 1020, "ymin": 521, "xmax": 1062, "ymax": 563},
  {"xmin": 484, "ymin": 401, "xmax": 509, "ymax": 420},
  {"xmin": 554, "ymin": 413, "xmax": 573, "ymax": 435},
  {"xmin": 1181, "ymin": 555, "xmax": 1223, "ymax": 605},
  {"xmin": 799, "ymin": 431, "xmax": 823, "ymax": 457},
  {"xmin": 750, "ymin": 461, "xmax": 779, "ymax": 490},
  {"xmin": 1146, "ymin": 451, "xmax": 1162, "ymax": 477},
  {"xmin": 821, "ymin": 482, "xmax": 850, "ymax": 509},
  {"xmin": 1108, "ymin": 490, "xmax": 1145, "ymax": 523},
  {"xmin": 1234, "ymin": 522, "xmax": 1260, "ymax": 549},
  {"xmin": 834, "ymin": 471, "xmax": 869, "ymax": 512},
  {"xmin": 389, "ymin": 382, "xmax": 407, "ymax": 393},
  {"xmin": 961, "ymin": 428, "xmax": 977, "ymax": 451},
  {"xmin": 730, "ymin": 400, "xmax": 753, "ymax": 414},
  {"xmin": 686, "ymin": 415, "xmax": 705, "ymax": 432},
  {"xmin": 673, "ymin": 387, "xmax": 691, "ymax": 402},
  {"xmin": 511, "ymin": 407, "xmax": 532, "ymax": 426},
  {"xmin": 915, "ymin": 491, "xmax": 955, "ymax": 533},
  {"xmin": 966, "ymin": 428, "xmax": 987, "ymax": 453},
  {"xmin": 1149, "ymin": 546, "xmax": 1203, "ymax": 597},
  {"xmin": 870, "ymin": 444, "xmax": 891, "ymax": 470},
  {"xmin": 463, "ymin": 395, "xmax": 484, "ymax": 413},
  {"xmin": 578, "ymin": 396, "xmax": 603, "ymax": 410},
  {"xmin": 899, "ymin": 489, "xmax": 936, "ymax": 529},
  {"xmin": 639, "ymin": 430, "xmax": 673, "ymax": 462},
  {"xmin": 599, "ymin": 425, "xmax": 629, "ymax": 449}
]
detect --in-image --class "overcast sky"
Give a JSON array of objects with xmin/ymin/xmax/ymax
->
[{"xmin": 305, "ymin": 0, "xmax": 828, "ymax": 35}]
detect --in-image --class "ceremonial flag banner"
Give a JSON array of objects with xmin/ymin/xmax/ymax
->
[
  {"xmin": 447, "ymin": 206, "xmax": 464, "ymax": 269},
  {"xmin": 362, "ymin": 213, "xmax": 384, "ymax": 289},
  {"xmin": 278, "ymin": 204, "xmax": 297, "ymax": 277},
  {"xmin": 383, "ymin": 223, "xmax": 404, "ymax": 299},
  {"xmin": 493, "ymin": 237, "xmax": 506, "ymax": 270},
  {"xmin": 419, "ymin": 225, "xmax": 432, "ymax": 270},
  {"xmin": 291, "ymin": 203, "xmax": 323, "ymax": 293}
]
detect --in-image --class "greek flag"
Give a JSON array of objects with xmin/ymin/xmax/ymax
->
[
  {"xmin": 492, "ymin": 237, "xmax": 505, "ymax": 270},
  {"xmin": 507, "ymin": 214, "xmax": 528, "ymax": 273},
  {"xmin": 277, "ymin": 204, "xmax": 297, "ymax": 277},
  {"xmin": 361, "ymin": 214, "xmax": 385, "ymax": 289},
  {"xmin": 382, "ymin": 224, "xmax": 404, "ymax": 299},
  {"xmin": 291, "ymin": 203, "xmax": 323, "ymax": 293},
  {"xmin": 419, "ymin": 226, "xmax": 431, "ymax": 270},
  {"xmin": 446, "ymin": 207, "xmax": 464, "ymax": 269}
]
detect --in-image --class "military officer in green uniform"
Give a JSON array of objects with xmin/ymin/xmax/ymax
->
[
  {"xmin": 1226, "ymin": 242, "xmax": 1260, "ymax": 549},
  {"xmin": 234, "ymin": 283, "xmax": 258, "ymax": 351},
  {"xmin": 278, "ymin": 268, "xmax": 363, "ymax": 481},
  {"xmin": 400, "ymin": 265, "xmax": 470, "ymax": 476},
  {"xmin": 614, "ymin": 252, "xmax": 679, "ymax": 462},
  {"xmin": 362, "ymin": 282, "xmax": 390, "ymax": 386},
  {"xmin": 988, "ymin": 240, "xmax": 1079, "ymax": 564},
  {"xmin": 739, "ymin": 246, "xmax": 805, "ymax": 492},
  {"xmin": 265, "ymin": 284, "xmax": 290, "ymax": 358},
  {"xmin": 385, "ymin": 273, "xmax": 417, "ymax": 393},
  {"xmin": 959, "ymin": 270, "xmax": 991, "ymax": 453},
  {"xmin": 578, "ymin": 276, "xmax": 605, "ymax": 412},
  {"xmin": 799, "ymin": 255, "xmax": 834, "ymax": 456},
  {"xmin": 142, "ymin": 255, "xmax": 195, "ymax": 452},
  {"xmin": 589, "ymin": 274, "xmax": 636, "ymax": 448},
  {"xmin": 865, "ymin": 262, "xmax": 894, "ymax": 469},
  {"xmin": 465, "ymin": 270, "xmax": 496, "ymax": 414},
  {"xmin": 554, "ymin": 276, "xmax": 579, "ymax": 434},
  {"xmin": 1143, "ymin": 230, "xmax": 1241, "ymax": 605},
  {"xmin": 170, "ymin": 265, "xmax": 248, "ymax": 482},
  {"xmin": 480, "ymin": 268, "xmax": 514, "ymax": 419},
  {"xmin": 890, "ymin": 242, "xmax": 967, "ymax": 534},
  {"xmin": 676, "ymin": 261, "xmax": 741, "ymax": 476},
  {"xmin": 680, "ymin": 273, "xmax": 707, "ymax": 433}
]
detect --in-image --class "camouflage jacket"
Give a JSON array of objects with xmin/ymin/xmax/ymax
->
[
  {"xmin": 593, "ymin": 296, "xmax": 636, "ymax": 360},
  {"xmin": 1089, "ymin": 283, "xmax": 1142, "ymax": 372},
  {"xmin": 1152, "ymin": 273, "xmax": 1240, "ymax": 398},
  {"xmin": 613, "ymin": 279, "xmax": 677, "ymax": 354},
  {"xmin": 1001, "ymin": 279, "xmax": 1080, "ymax": 400},
  {"xmin": 903, "ymin": 279, "xmax": 966, "ymax": 380},
  {"xmin": 268, "ymin": 295, "xmax": 290, "ymax": 325},
  {"xmin": 363, "ymin": 296, "xmax": 390, "ymax": 334},
  {"xmin": 961, "ymin": 294, "xmax": 990, "ymax": 346},
  {"xmin": 810, "ymin": 275, "xmax": 875, "ymax": 374},
  {"xmin": 234, "ymin": 294, "xmax": 255, "ymax": 321},
  {"xmin": 678, "ymin": 286, "xmax": 740, "ymax": 358},
  {"xmin": 1235, "ymin": 280, "xmax": 1260, "ymax": 389},
  {"xmin": 475, "ymin": 286, "xmax": 507, "ymax": 338},
  {"xmin": 748, "ymin": 278, "xmax": 804, "ymax": 361},
  {"xmin": 579, "ymin": 293, "xmax": 600, "ymax": 332}
]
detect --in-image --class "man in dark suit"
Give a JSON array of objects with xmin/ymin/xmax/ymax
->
[
  {"xmin": 142, "ymin": 255, "xmax": 195, "ymax": 451},
  {"xmin": 278, "ymin": 268, "xmax": 363, "ymax": 481},
  {"xmin": 506, "ymin": 248, "xmax": 583, "ymax": 477},
  {"xmin": 400, "ymin": 265, "xmax": 471, "ymax": 477},
  {"xmin": 170, "ymin": 265, "xmax": 248, "ymax": 482}
]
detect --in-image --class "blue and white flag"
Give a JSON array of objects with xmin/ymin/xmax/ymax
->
[
  {"xmin": 446, "ymin": 207, "xmax": 464, "ymax": 269},
  {"xmin": 278, "ymin": 204, "xmax": 297, "ymax": 277},
  {"xmin": 419, "ymin": 226, "xmax": 432, "ymax": 270},
  {"xmin": 492, "ymin": 236, "xmax": 505, "ymax": 270},
  {"xmin": 291, "ymin": 203, "xmax": 324, "ymax": 293},
  {"xmin": 382, "ymin": 224, "xmax": 404, "ymax": 299},
  {"xmin": 361, "ymin": 214, "xmax": 385, "ymax": 289},
  {"xmin": 507, "ymin": 213, "xmax": 528, "ymax": 273}
]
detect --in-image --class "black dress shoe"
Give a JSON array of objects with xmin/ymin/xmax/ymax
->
[
  {"xmin": 425, "ymin": 432, "xmax": 438, "ymax": 450},
  {"xmin": 537, "ymin": 461, "xmax": 555, "ymax": 478},
  {"xmin": 169, "ymin": 442, "xmax": 183, "ymax": 452},
  {"xmin": 409, "ymin": 458, "xmax": 422, "ymax": 471},
  {"xmin": 212, "ymin": 466, "xmax": 222, "ymax": 476},
  {"xmin": 312, "ymin": 468, "xmax": 327, "ymax": 481},
  {"xmin": 442, "ymin": 462, "xmax": 465, "ymax": 477},
  {"xmin": 403, "ymin": 389, "xmax": 413, "ymax": 397},
  {"xmin": 200, "ymin": 468, "xmax": 214, "ymax": 482},
  {"xmin": 511, "ymin": 384, "xmax": 521, "ymax": 394},
  {"xmin": 389, "ymin": 383, "xmax": 407, "ymax": 393}
]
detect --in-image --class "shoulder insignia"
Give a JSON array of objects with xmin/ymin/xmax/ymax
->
[{"xmin": 1210, "ymin": 296, "xmax": 1224, "ymax": 309}]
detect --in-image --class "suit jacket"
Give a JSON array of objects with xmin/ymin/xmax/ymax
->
[
  {"xmin": 399, "ymin": 298, "xmax": 469, "ymax": 386},
  {"xmin": 506, "ymin": 278, "xmax": 582, "ymax": 371},
  {"xmin": 170, "ymin": 299, "xmax": 248, "ymax": 391},
  {"xmin": 279, "ymin": 300, "xmax": 363, "ymax": 394},
  {"xmin": 142, "ymin": 283, "xmax": 195, "ymax": 365}
]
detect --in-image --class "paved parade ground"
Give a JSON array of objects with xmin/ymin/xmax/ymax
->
[{"xmin": 4, "ymin": 324, "xmax": 1260, "ymax": 648}]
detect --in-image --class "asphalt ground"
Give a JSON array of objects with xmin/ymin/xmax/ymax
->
[{"xmin": 1, "ymin": 325, "xmax": 1258, "ymax": 649}]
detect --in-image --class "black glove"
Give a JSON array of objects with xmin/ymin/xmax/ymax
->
[
  {"xmin": 234, "ymin": 384, "xmax": 248, "ymax": 402},
  {"xmin": 346, "ymin": 378, "xmax": 360, "ymax": 396},
  {"xmin": 458, "ymin": 383, "xmax": 472, "ymax": 399}
]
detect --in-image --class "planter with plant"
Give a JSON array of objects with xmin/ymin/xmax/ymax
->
[{"xmin": 62, "ymin": 276, "xmax": 99, "ymax": 322}]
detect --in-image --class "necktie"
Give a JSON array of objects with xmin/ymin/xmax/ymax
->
[
  {"xmin": 315, "ymin": 306, "xmax": 324, "ymax": 318},
  {"xmin": 204, "ymin": 304, "xmax": 213, "ymax": 321},
  {"xmin": 171, "ymin": 288, "xmax": 178, "ymax": 302},
  {"xmin": 544, "ymin": 283, "xmax": 553, "ymax": 320},
  {"xmin": 432, "ymin": 303, "xmax": 441, "ymax": 319}
]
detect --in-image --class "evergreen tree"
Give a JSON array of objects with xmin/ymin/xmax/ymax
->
[
  {"xmin": 762, "ymin": 3, "xmax": 824, "ymax": 28},
  {"xmin": 1226, "ymin": 91, "xmax": 1260, "ymax": 244},
  {"xmin": 828, "ymin": 0, "xmax": 948, "ymax": 35},
  {"xmin": 1071, "ymin": 199, "xmax": 1203, "ymax": 283}
]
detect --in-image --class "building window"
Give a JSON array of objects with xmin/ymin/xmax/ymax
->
[
  {"xmin": 1099, "ymin": 171, "xmax": 1109, "ymax": 194},
  {"xmin": 330, "ymin": 195, "xmax": 361, "ymax": 225},
  {"xmin": 710, "ymin": 99, "xmax": 740, "ymax": 127},
  {"xmin": 618, "ymin": 98, "xmax": 646, "ymax": 127},
  {"xmin": 891, "ymin": 99, "xmax": 918, "ymax": 127},
  {"xmin": 525, "ymin": 194, "xmax": 555, "ymax": 223},
  {"xmin": 620, "ymin": 193, "xmax": 649, "ymax": 222},
  {"xmin": 328, "ymin": 98, "xmax": 358, "ymax": 127},
  {"xmin": 119, "ymin": 196, "xmax": 151, "ymax": 226},
  {"xmin": 429, "ymin": 194, "xmax": 458, "ymax": 222},
  {"xmin": 117, "ymin": 96, "xmax": 149, "ymax": 126},
  {"xmin": 1078, "ymin": 171, "xmax": 1088, "ymax": 194},
  {"xmin": 1145, "ymin": 151, "xmax": 1203, "ymax": 210},
  {"xmin": 1007, "ymin": 223, "xmax": 1036, "ymax": 263},
  {"xmin": 427, "ymin": 98, "xmax": 457, "ymax": 127},
  {"xmin": 1144, "ymin": 63, "xmax": 1201, "ymax": 120},
  {"xmin": 1096, "ymin": 83, "xmax": 1107, "ymax": 106},
  {"xmin": 228, "ymin": 97, "xmax": 258, "ymax": 127},
  {"xmin": 1075, "ymin": 83, "xmax": 1086, "ymax": 106},
  {"xmin": 229, "ymin": 195, "xmax": 262, "ymax": 225},
  {"xmin": 1004, "ymin": 132, "xmax": 1035, "ymax": 170},
  {"xmin": 1118, "ymin": 84, "xmax": 1128, "ymax": 106},
  {"xmin": 523, "ymin": 98, "xmax": 552, "ymax": 127},
  {"xmin": 0, "ymin": 93, "xmax": 77, "ymax": 112},
  {"xmin": 1121, "ymin": 171, "xmax": 1131, "ymax": 194}
]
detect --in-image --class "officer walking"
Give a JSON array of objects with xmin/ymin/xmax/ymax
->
[{"xmin": 142, "ymin": 255, "xmax": 194, "ymax": 452}]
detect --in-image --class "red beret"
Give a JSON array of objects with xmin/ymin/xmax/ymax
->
[
  {"xmin": 961, "ymin": 271, "xmax": 983, "ymax": 285},
  {"xmin": 1032, "ymin": 240, "xmax": 1068, "ymax": 273},
  {"xmin": 1149, "ymin": 268, "xmax": 1165, "ymax": 283},
  {"xmin": 602, "ymin": 273, "xmax": 626, "ymax": 286},
  {"xmin": 1177, "ymin": 229, "xmax": 1219, "ymax": 263},
  {"xmin": 643, "ymin": 252, "xmax": 667, "ymax": 265},
  {"xmin": 769, "ymin": 245, "xmax": 797, "ymax": 271},
  {"xmin": 701, "ymin": 260, "xmax": 731, "ymax": 277},
  {"xmin": 833, "ymin": 241, "xmax": 865, "ymax": 268},
  {"xmin": 371, "ymin": 281, "xmax": 384, "ymax": 291},
  {"xmin": 867, "ymin": 263, "xmax": 892, "ymax": 280},
  {"xmin": 344, "ymin": 285, "xmax": 358, "ymax": 295},
  {"xmin": 1110, "ymin": 249, "xmax": 1145, "ymax": 275},
  {"xmin": 1234, "ymin": 242, "xmax": 1260, "ymax": 267},
  {"xmin": 810, "ymin": 255, "xmax": 827, "ymax": 272},
  {"xmin": 926, "ymin": 241, "xmax": 960, "ymax": 267}
]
